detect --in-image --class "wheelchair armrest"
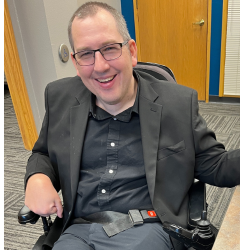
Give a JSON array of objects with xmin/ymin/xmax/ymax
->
[
  {"xmin": 163, "ymin": 180, "xmax": 215, "ymax": 250},
  {"xmin": 18, "ymin": 205, "xmax": 40, "ymax": 224},
  {"xmin": 188, "ymin": 180, "xmax": 206, "ymax": 229}
]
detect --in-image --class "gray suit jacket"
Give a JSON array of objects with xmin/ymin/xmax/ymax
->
[{"xmin": 25, "ymin": 70, "xmax": 240, "ymax": 236}]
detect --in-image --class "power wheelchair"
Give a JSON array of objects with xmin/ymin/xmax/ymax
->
[{"xmin": 18, "ymin": 62, "xmax": 217, "ymax": 250}]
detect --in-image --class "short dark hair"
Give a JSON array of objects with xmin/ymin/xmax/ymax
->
[{"xmin": 68, "ymin": 1, "xmax": 131, "ymax": 52}]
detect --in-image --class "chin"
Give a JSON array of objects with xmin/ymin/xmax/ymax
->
[
  {"xmin": 104, "ymin": 99, "xmax": 119, "ymax": 105},
  {"xmin": 100, "ymin": 94, "xmax": 120, "ymax": 104}
]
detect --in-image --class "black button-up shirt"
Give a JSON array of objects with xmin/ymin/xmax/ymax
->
[{"xmin": 74, "ymin": 83, "xmax": 153, "ymax": 218}]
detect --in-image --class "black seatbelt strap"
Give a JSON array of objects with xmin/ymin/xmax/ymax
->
[{"xmin": 70, "ymin": 209, "xmax": 160, "ymax": 237}]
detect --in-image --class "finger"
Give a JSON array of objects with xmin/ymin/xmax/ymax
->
[
  {"xmin": 55, "ymin": 199, "xmax": 63, "ymax": 218},
  {"xmin": 49, "ymin": 206, "xmax": 58, "ymax": 215}
]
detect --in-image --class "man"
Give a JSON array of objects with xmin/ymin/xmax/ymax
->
[{"xmin": 24, "ymin": 2, "xmax": 240, "ymax": 250}]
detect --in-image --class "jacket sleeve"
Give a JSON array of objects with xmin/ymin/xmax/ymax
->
[
  {"xmin": 191, "ymin": 90, "xmax": 240, "ymax": 187},
  {"xmin": 24, "ymin": 84, "xmax": 60, "ymax": 191}
]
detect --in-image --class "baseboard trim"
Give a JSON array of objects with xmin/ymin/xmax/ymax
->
[{"xmin": 209, "ymin": 96, "xmax": 240, "ymax": 104}]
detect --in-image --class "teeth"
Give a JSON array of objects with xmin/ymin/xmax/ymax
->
[{"xmin": 97, "ymin": 76, "xmax": 114, "ymax": 83}]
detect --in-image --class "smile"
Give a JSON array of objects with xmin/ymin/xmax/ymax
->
[{"xmin": 96, "ymin": 75, "xmax": 116, "ymax": 83}]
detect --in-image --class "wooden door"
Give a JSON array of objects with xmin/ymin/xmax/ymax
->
[{"xmin": 134, "ymin": 0, "xmax": 210, "ymax": 100}]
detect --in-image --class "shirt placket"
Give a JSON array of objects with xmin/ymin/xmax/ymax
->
[{"xmin": 97, "ymin": 118, "xmax": 120, "ymax": 210}]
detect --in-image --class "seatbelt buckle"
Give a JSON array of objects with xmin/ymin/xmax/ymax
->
[
  {"xmin": 140, "ymin": 210, "xmax": 160, "ymax": 223},
  {"xmin": 128, "ymin": 210, "xmax": 143, "ymax": 226}
]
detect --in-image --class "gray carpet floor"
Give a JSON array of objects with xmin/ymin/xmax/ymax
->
[{"xmin": 4, "ymin": 87, "xmax": 240, "ymax": 249}]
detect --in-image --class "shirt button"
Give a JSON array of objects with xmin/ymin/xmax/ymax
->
[
  {"xmin": 101, "ymin": 189, "xmax": 106, "ymax": 194},
  {"xmin": 109, "ymin": 169, "xmax": 113, "ymax": 174},
  {"xmin": 111, "ymin": 142, "xmax": 115, "ymax": 147},
  {"xmin": 113, "ymin": 117, "xmax": 117, "ymax": 120}
]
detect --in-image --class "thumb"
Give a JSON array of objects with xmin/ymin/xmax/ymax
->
[{"xmin": 55, "ymin": 199, "xmax": 63, "ymax": 218}]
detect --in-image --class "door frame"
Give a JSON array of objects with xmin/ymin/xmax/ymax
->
[
  {"xmin": 4, "ymin": 0, "xmax": 38, "ymax": 150},
  {"xmin": 219, "ymin": 0, "xmax": 228, "ymax": 97},
  {"xmin": 133, "ymin": 0, "xmax": 212, "ymax": 102}
]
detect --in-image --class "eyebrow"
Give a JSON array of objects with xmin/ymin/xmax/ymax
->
[{"xmin": 75, "ymin": 40, "xmax": 120, "ymax": 52}]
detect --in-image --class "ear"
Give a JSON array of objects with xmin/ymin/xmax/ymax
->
[
  {"xmin": 71, "ymin": 52, "xmax": 81, "ymax": 77},
  {"xmin": 128, "ymin": 39, "xmax": 138, "ymax": 67}
]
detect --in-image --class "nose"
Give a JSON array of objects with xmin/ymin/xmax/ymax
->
[{"xmin": 93, "ymin": 51, "xmax": 110, "ymax": 73}]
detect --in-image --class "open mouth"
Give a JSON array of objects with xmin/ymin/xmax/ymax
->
[{"xmin": 96, "ymin": 75, "xmax": 117, "ymax": 83}]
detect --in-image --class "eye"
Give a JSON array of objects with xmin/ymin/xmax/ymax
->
[
  {"xmin": 105, "ymin": 46, "xmax": 115, "ymax": 51},
  {"xmin": 102, "ymin": 45, "xmax": 119, "ymax": 53},
  {"xmin": 77, "ymin": 51, "xmax": 93, "ymax": 59}
]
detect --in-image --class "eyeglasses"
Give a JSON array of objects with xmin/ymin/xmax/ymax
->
[{"xmin": 73, "ymin": 41, "xmax": 129, "ymax": 66}]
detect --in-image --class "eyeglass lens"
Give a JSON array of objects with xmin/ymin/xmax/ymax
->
[{"xmin": 75, "ymin": 43, "xmax": 123, "ymax": 66}]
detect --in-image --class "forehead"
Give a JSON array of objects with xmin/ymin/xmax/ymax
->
[{"xmin": 71, "ymin": 9, "xmax": 123, "ymax": 50}]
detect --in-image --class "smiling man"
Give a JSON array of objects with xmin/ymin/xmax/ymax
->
[
  {"xmin": 70, "ymin": 9, "xmax": 138, "ymax": 115},
  {"xmin": 24, "ymin": 2, "xmax": 240, "ymax": 250}
]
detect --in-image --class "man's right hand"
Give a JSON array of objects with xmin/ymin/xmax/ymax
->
[{"xmin": 25, "ymin": 173, "xmax": 63, "ymax": 218}]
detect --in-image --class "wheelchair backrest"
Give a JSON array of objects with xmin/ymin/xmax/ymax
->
[{"xmin": 134, "ymin": 61, "xmax": 176, "ymax": 83}]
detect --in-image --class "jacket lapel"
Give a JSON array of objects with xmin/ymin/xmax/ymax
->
[
  {"xmin": 70, "ymin": 89, "xmax": 91, "ymax": 207},
  {"xmin": 138, "ymin": 75, "xmax": 162, "ymax": 203}
]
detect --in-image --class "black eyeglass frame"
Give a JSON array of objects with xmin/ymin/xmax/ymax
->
[{"xmin": 72, "ymin": 40, "xmax": 129, "ymax": 66}]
